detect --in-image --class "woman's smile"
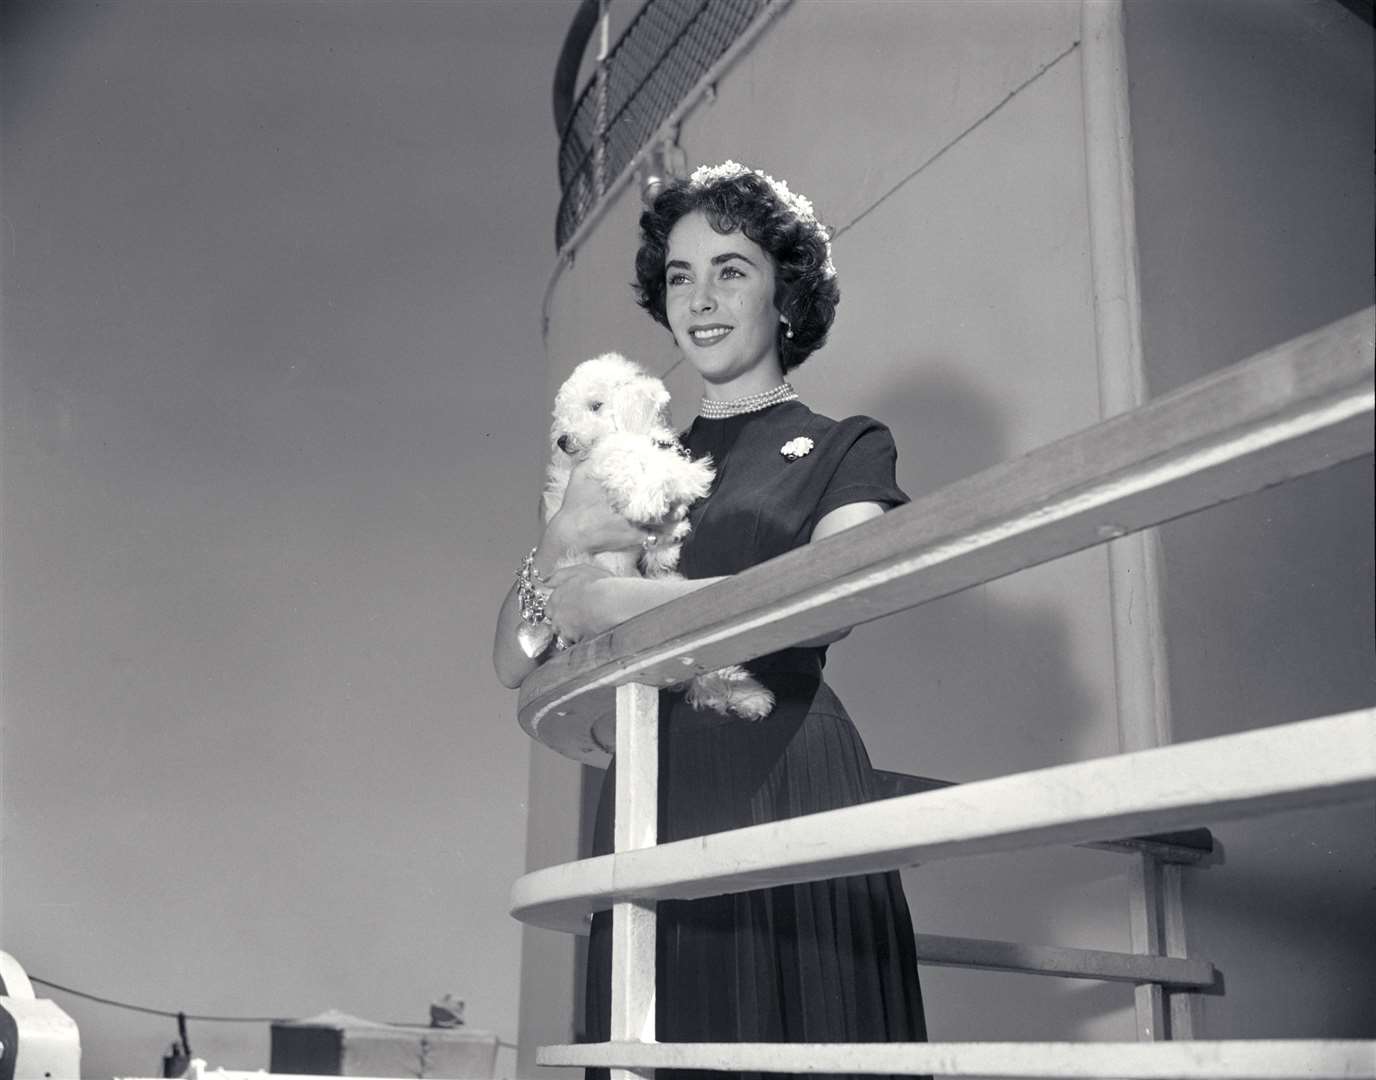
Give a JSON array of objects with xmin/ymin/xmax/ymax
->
[{"xmin": 688, "ymin": 323, "xmax": 733, "ymax": 346}]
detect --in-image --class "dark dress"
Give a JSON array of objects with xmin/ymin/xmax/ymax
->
[{"xmin": 584, "ymin": 400, "xmax": 928, "ymax": 1080}]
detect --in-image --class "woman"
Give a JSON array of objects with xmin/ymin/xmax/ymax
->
[{"xmin": 494, "ymin": 162, "xmax": 926, "ymax": 1075}]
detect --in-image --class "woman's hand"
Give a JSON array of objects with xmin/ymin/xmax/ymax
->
[
  {"xmin": 495, "ymin": 464, "xmax": 651, "ymax": 689},
  {"xmin": 544, "ymin": 460, "xmax": 651, "ymax": 559},
  {"xmin": 544, "ymin": 562, "xmax": 618, "ymax": 645}
]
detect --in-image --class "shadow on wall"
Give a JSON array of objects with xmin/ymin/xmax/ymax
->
[
  {"xmin": 825, "ymin": 365, "xmax": 1134, "ymax": 1040},
  {"xmin": 1188, "ymin": 798, "xmax": 1376, "ymax": 1038},
  {"xmin": 834, "ymin": 362, "xmax": 1103, "ymax": 782},
  {"xmin": 868, "ymin": 361, "xmax": 1011, "ymax": 495},
  {"xmin": 1158, "ymin": 457, "xmax": 1376, "ymax": 741},
  {"xmin": 1157, "ymin": 461, "xmax": 1376, "ymax": 1039}
]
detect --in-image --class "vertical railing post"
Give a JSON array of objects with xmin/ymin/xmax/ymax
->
[
  {"xmin": 1162, "ymin": 864, "xmax": 1199, "ymax": 1035},
  {"xmin": 1125, "ymin": 852, "xmax": 1168, "ymax": 1037},
  {"xmin": 611, "ymin": 682, "xmax": 658, "ymax": 1080},
  {"xmin": 1082, "ymin": 0, "xmax": 1189, "ymax": 1040}
]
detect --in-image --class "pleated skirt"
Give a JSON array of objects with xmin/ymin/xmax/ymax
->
[{"xmin": 584, "ymin": 674, "xmax": 928, "ymax": 1080}]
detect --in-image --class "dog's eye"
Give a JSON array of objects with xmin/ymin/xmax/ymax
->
[{"xmin": 589, "ymin": 401, "xmax": 603, "ymax": 412}]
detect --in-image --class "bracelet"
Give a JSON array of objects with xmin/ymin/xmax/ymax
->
[
  {"xmin": 515, "ymin": 548, "xmax": 572, "ymax": 657},
  {"xmin": 516, "ymin": 547, "xmax": 549, "ymax": 626}
]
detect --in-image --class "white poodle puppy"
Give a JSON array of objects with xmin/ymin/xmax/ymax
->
[
  {"xmin": 540, "ymin": 352, "xmax": 774, "ymax": 721},
  {"xmin": 543, "ymin": 353, "xmax": 705, "ymax": 576}
]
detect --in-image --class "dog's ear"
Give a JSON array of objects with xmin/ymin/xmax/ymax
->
[{"xmin": 609, "ymin": 377, "xmax": 671, "ymax": 434}]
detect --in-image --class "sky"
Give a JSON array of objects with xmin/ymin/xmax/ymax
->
[{"xmin": 1, "ymin": 1, "xmax": 574, "ymax": 1075}]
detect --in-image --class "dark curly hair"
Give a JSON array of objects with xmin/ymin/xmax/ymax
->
[{"xmin": 633, "ymin": 170, "xmax": 839, "ymax": 373}]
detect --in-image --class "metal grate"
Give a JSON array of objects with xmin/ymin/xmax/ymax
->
[{"xmin": 555, "ymin": 0, "xmax": 770, "ymax": 252}]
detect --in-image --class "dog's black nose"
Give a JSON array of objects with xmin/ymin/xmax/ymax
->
[{"xmin": 557, "ymin": 434, "xmax": 574, "ymax": 454}]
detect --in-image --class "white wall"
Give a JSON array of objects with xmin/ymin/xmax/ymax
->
[
  {"xmin": 526, "ymin": 0, "xmax": 1376, "ymax": 1057},
  {"xmin": 1, "ymin": 3, "xmax": 569, "ymax": 1076},
  {"xmin": 1125, "ymin": 0, "xmax": 1376, "ymax": 1037},
  {"xmin": 531, "ymin": 0, "xmax": 1145, "ymax": 1055}
]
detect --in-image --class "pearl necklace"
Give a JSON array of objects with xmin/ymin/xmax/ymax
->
[{"xmin": 698, "ymin": 382, "xmax": 799, "ymax": 419}]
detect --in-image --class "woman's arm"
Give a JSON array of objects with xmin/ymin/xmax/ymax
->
[
  {"xmin": 812, "ymin": 500, "xmax": 885, "ymax": 541},
  {"xmin": 793, "ymin": 500, "xmax": 886, "ymax": 647},
  {"xmin": 492, "ymin": 461, "xmax": 655, "ymax": 689},
  {"xmin": 502, "ymin": 496, "xmax": 891, "ymax": 687},
  {"xmin": 543, "ymin": 501, "xmax": 886, "ymax": 652},
  {"xmin": 543, "ymin": 570, "xmax": 726, "ymax": 646},
  {"xmin": 492, "ymin": 541, "xmax": 563, "ymax": 689}
]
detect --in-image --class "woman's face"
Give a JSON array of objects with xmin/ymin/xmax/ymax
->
[{"xmin": 664, "ymin": 210, "xmax": 781, "ymax": 394}]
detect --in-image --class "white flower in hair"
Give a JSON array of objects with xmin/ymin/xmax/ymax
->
[
  {"xmin": 688, "ymin": 160, "xmax": 837, "ymax": 279},
  {"xmin": 780, "ymin": 436, "xmax": 814, "ymax": 461},
  {"xmin": 688, "ymin": 160, "xmax": 752, "ymax": 187}
]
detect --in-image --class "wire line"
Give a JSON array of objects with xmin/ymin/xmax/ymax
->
[
  {"xmin": 31, "ymin": 976, "xmax": 521, "ymax": 1049},
  {"xmin": 830, "ymin": 38, "xmax": 1081, "ymax": 245},
  {"xmin": 31, "ymin": 977, "xmax": 288, "ymax": 1024}
]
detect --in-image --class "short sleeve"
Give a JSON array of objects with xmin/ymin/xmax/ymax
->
[{"xmin": 812, "ymin": 417, "xmax": 910, "ymax": 527}]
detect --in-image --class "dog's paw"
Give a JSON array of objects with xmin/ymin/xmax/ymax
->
[
  {"xmin": 669, "ymin": 455, "xmax": 715, "ymax": 504},
  {"xmin": 640, "ymin": 542, "xmax": 682, "ymax": 576},
  {"xmin": 587, "ymin": 434, "xmax": 674, "ymax": 522},
  {"xmin": 682, "ymin": 676, "xmax": 726, "ymax": 716},
  {"xmin": 717, "ymin": 665, "xmax": 775, "ymax": 720},
  {"xmin": 684, "ymin": 665, "xmax": 775, "ymax": 721}
]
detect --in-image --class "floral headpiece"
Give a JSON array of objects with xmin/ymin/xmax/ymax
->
[{"xmin": 687, "ymin": 160, "xmax": 836, "ymax": 279}]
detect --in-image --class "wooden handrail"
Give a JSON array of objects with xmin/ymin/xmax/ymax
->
[
  {"xmin": 510, "ymin": 710, "xmax": 1376, "ymax": 933},
  {"xmin": 537, "ymin": 1039, "xmax": 1376, "ymax": 1077},
  {"xmin": 872, "ymin": 771, "xmax": 1215, "ymax": 864},
  {"xmin": 518, "ymin": 307, "xmax": 1375, "ymax": 766}
]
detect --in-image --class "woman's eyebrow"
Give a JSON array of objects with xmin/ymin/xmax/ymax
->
[{"xmin": 665, "ymin": 252, "xmax": 757, "ymax": 272}]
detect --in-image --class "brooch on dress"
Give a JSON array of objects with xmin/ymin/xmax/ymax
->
[{"xmin": 780, "ymin": 436, "xmax": 814, "ymax": 461}]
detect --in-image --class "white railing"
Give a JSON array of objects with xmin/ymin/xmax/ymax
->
[
  {"xmin": 537, "ymin": 1040, "xmax": 1373, "ymax": 1077},
  {"xmin": 512, "ymin": 709, "xmax": 1373, "ymax": 931},
  {"xmin": 511, "ymin": 306, "xmax": 1376, "ymax": 1078}
]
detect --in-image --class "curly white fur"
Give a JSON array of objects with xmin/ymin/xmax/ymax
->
[{"xmin": 543, "ymin": 353, "xmax": 774, "ymax": 721}]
